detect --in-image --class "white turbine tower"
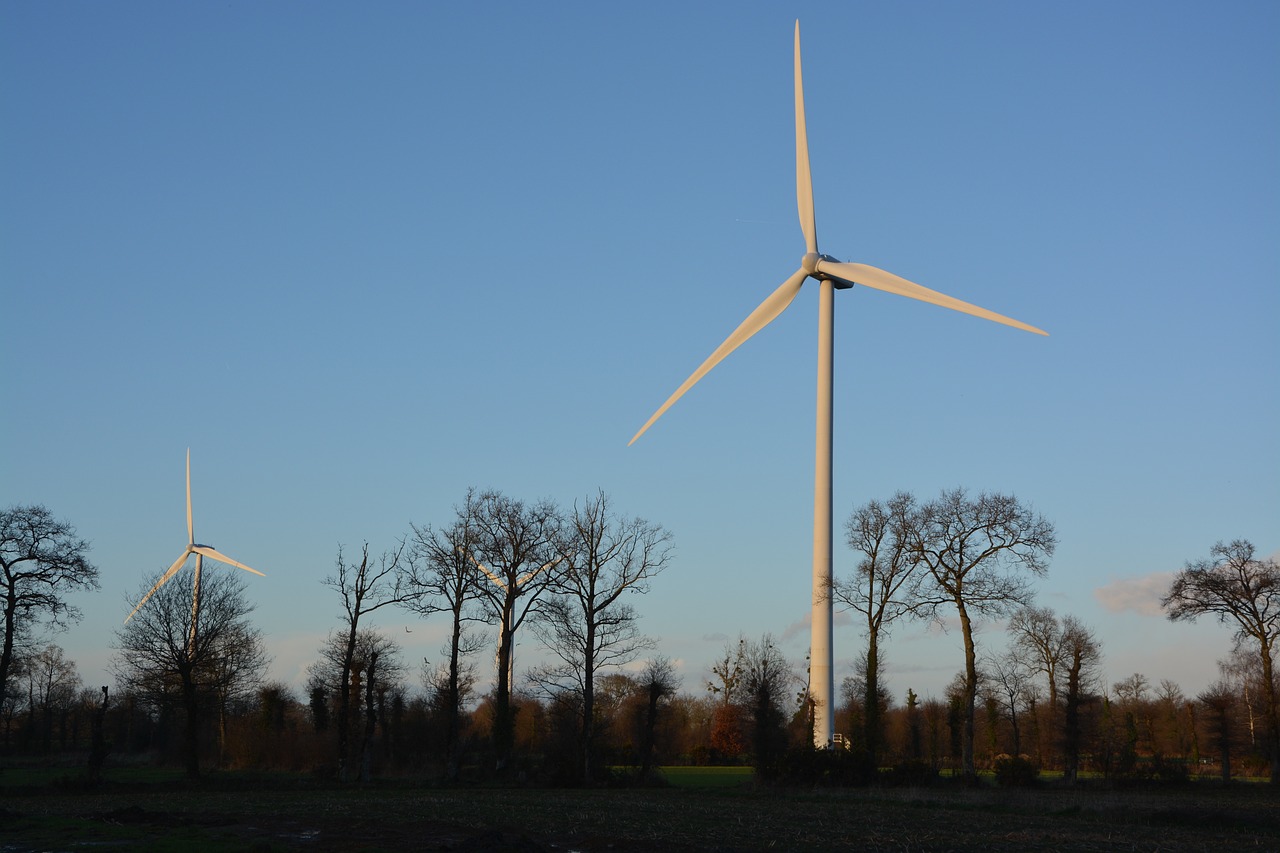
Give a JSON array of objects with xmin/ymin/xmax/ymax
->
[
  {"xmin": 125, "ymin": 449, "xmax": 265, "ymax": 653},
  {"xmin": 629, "ymin": 21, "xmax": 1047, "ymax": 748}
]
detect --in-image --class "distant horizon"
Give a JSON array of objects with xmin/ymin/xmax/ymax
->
[{"xmin": 38, "ymin": 526, "xmax": 1274, "ymax": 712}]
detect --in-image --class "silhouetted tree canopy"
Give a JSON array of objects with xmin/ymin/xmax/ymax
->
[
  {"xmin": 1164, "ymin": 540, "xmax": 1280, "ymax": 782},
  {"xmin": 1, "ymin": 505, "xmax": 99, "ymax": 708}
]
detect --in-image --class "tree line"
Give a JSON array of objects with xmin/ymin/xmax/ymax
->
[{"xmin": 2, "ymin": 497, "xmax": 1277, "ymax": 785}]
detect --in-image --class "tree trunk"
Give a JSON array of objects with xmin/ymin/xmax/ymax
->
[
  {"xmin": 958, "ymin": 603, "xmax": 978, "ymax": 777},
  {"xmin": 1188, "ymin": 703, "xmax": 1201, "ymax": 767},
  {"xmin": 493, "ymin": 612, "xmax": 514, "ymax": 771},
  {"xmin": 1027, "ymin": 696, "xmax": 1043, "ymax": 765},
  {"xmin": 906, "ymin": 689, "xmax": 921, "ymax": 762},
  {"xmin": 1259, "ymin": 638, "xmax": 1280, "ymax": 783},
  {"xmin": 865, "ymin": 630, "xmax": 881, "ymax": 767},
  {"xmin": 581, "ymin": 626, "xmax": 596, "ymax": 785},
  {"xmin": 0, "ymin": 595, "xmax": 17, "ymax": 708},
  {"xmin": 1063, "ymin": 662, "xmax": 1081, "ymax": 783},
  {"xmin": 360, "ymin": 651, "xmax": 378, "ymax": 784},
  {"xmin": 86, "ymin": 686, "xmax": 108, "ymax": 784},
  {"xmin": 335, "ymin": 628, "xmax": 358, "ymax": 783},
  {"xmin": 1215, "ymin": 702, "xmax": 1232, "ymax": 783},
  {"xmin": 217, "ymin": 693, "xmax": 228, "ymax": 768},
  {"xmin": 41, "ymin": 706, "xmax": 53, "ymax": 753},
  {"xmin": 640, "ymin": 684, "xmax": 661, "ymax": 778},
  {"xmin": 181, "ymin": 667, "xmax": 201, "ymax": 780},
  {"xmin": 444, "ymin": 608, "xmax": 463, "ymax": 781}
]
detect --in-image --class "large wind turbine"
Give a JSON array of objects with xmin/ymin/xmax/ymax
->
[
  {"xmin": 629, "ymin": 21, "xmax": 1047, "ymax": 747},
  {"xmin": 125, "ymin": 449, "xmax": 264, "ymax": 653}
]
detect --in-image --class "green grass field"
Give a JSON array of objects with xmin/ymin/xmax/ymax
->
[{"xmin": 659, "ymin": 765, "xmax": 754, "ymax": 788}]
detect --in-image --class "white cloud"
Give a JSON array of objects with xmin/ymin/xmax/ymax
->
[
  {"xmin": 782, "ymin": 609, "xmax": 851, "ymax": 643},
  {"xmin": 782, "ymin": 612, "xmax": 811, "ymax": 642},
  {"xmin": 1094, "ymin": 572, "xmax": 1176, "ymax": 617},
  {"xmin": 267, "ymin": 628, "xmax": 331, "ymax": 690}
]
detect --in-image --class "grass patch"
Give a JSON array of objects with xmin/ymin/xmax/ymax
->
[
  {"xmin": 0, "ymin": 806, "xmax": 259, "ymax": 853},
  {"xmin": 660, "ymin": 765, "xmax": 754, "ymax": 789},
  {"xmin": 0, "ymin": 763, "xmax": 192, "ymax": 790}
]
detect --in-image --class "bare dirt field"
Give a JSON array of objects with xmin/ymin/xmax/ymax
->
[{"xmin": 3, "ymin": 775, "xmax": 1278, "ymax": 852}]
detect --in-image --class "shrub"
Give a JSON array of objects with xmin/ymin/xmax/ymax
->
[
  {"xmin": 760, "ymin": 746, "xmax": 877, "ymax": 787},
  {"xmin": 880, "ymin": 760, "xmax": 938, "ymax": 787},
  {"xmin": 1149, "ymin": 755, "xmax": 1191, "ymax": 784},
  {"xmin": 993, "ymin": 755, "xmax": 1039, "ymax": 788}
]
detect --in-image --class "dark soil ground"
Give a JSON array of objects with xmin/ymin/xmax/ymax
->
[{"xmin": 3, "ymin": 776, "xmax": 1279, "ymax": 852}]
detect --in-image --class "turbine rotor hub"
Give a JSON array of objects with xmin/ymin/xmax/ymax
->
[{"xmin": 803, "ymin": 253, "xmax": 850, "ymax": 287}]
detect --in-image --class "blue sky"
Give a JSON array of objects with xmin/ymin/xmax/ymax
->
[{"xmin": 4, "ymin": 1, "xmax": 1277, "ymax": 708}]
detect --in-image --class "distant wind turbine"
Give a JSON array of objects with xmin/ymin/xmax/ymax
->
[
  {"xmin": 461, "ymin": 549, "xmax": 561, "ymax": 687},
  {"xmin": 629, "ymin": 21, "xmax": 1047, "ymax": 748},
  {"xmin": 124, "ymin": 449, "xmax": 264, "ymax": 653}
]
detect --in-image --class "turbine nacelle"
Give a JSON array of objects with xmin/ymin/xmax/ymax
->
[{"xmin": 803, "ymin": 252, "xmax": 855, "ymax": 288}]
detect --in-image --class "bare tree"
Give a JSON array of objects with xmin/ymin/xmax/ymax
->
[
  {"xmin": 706, "ymin": 636, "xmax": 749, "ymax": 759},
  {"xmin": 1008, "ymin": 606, "xmax": 1066, "ymax": 707},
  {"xmin": 707, "ymin": 636, "xmax": 748, "ymax": 706},
  {"xmin": 1112, "ymin": 672, "xmax": 1158, "ymax": 766},
  {"xmin": 466, "ymin": 490, "xmax": 561, "ymax": 770},
  {"xmin": 421, "ymin": 654, "xmax": 479, "ymax": 765},
  {"xmin": 835, "ymin": 491, "xmax": 921, "ymax": 767},
  {"xmin": 112, "ymin": 569, "xmax": 264, "ymax": 779},
  {"xmin": 637, "ymin": 656, "xmax": 680, "ymax": 779},
  {"xmin": 23, "ymin": 643, "xmax": 81, "ymax": 753},
  {"xmin": 86, "ymin": 685, "xmax": 110, "ymax": 783},
  {"xmin": 205, "ymin": 621, "xmax": 268, "ymax": 766},
  {"xmin": 907, "ymin": 488, "xmax": 1056, "ymax": 777},
  {"xmin": 1, "ymin": 506, "xmax": 99, "ymax": 707},
  {"xmin": 1007, "ymin": 606, "xmax": 1069, "ymax": 766},
  {"xmin": 530, "ymin": 491, "xmax": 672, "ymax": 783},
  {"xmin": 308, "ymin": 627, "xmax": 404, "ymax": 782},
  {"xmin": 741, "ymin": 634, "xmax": 796, "ymax": 773},
  {"xmin": 1060, "ymin": 615, "xmax": 1101, "ymax": 782},
  {"xmin": 402, "ymin": 490, "xmax": 490, "ymax": 780},
  {"xmin": 1219, "ymin": 643, "xmax": 1264, "ymax": 751},
  {"xmin": 838, "ymin": 654, "xmax": 893, "ymax": 756},
  {"xmin": 1155, "ymin": 679, "xmax": 1192, "ymax": 763},
  {"xmin": 320, "ymin": 542, "xmax": 407, "ymax": 783},
  {"xmin": 1199, "ymin": 679, "xmax": 1237, "ymax": 783},
  {"xmin": 1163, "ymin": 539, "xmax": 1280, "ymax": 782},
  {"xmin": 983, "ymin": 649, "xmax": 1033, "ymax": 757}
]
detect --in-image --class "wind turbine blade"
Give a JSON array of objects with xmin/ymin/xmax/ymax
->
[
  {"xmin": 516, "ymin": 556, "xmax": 562, "ymax": 587},
  {"xmin": 124, "ymin": 549, "xmax": 192, "ymax": 623},
  {"xmin": 186, "ymin": 448, "xmax": 194, "ymax": 546},
  {"xmin": 816, "ymin": 260, "xmax": 1048, "ymax": 336},
  {"xmin": 629, "ymin": 268, "xmax": 809, "ymax": 445},
  {"xmin": 794, "ymin": 21, "xmax": 817, "ymax": 255},
  {"xmin": 459, "ymin": 549, "xmax": 508, "ymax": 591},
  {"xmin": 192, "ymin": 546, "xmax": 266, "ymax": 577}
]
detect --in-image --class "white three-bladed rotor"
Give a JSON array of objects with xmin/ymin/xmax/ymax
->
[
  {"xmin": 124, "ymin": 449, "xmax": 265, "ymax": 626},
  {"xmin": 629, "ymin": 21, "xmax": 1047, "ymax": 747},
  {"xmin": 629, "ymin": 22, "xmax": 1045, "ymax": 449}
]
